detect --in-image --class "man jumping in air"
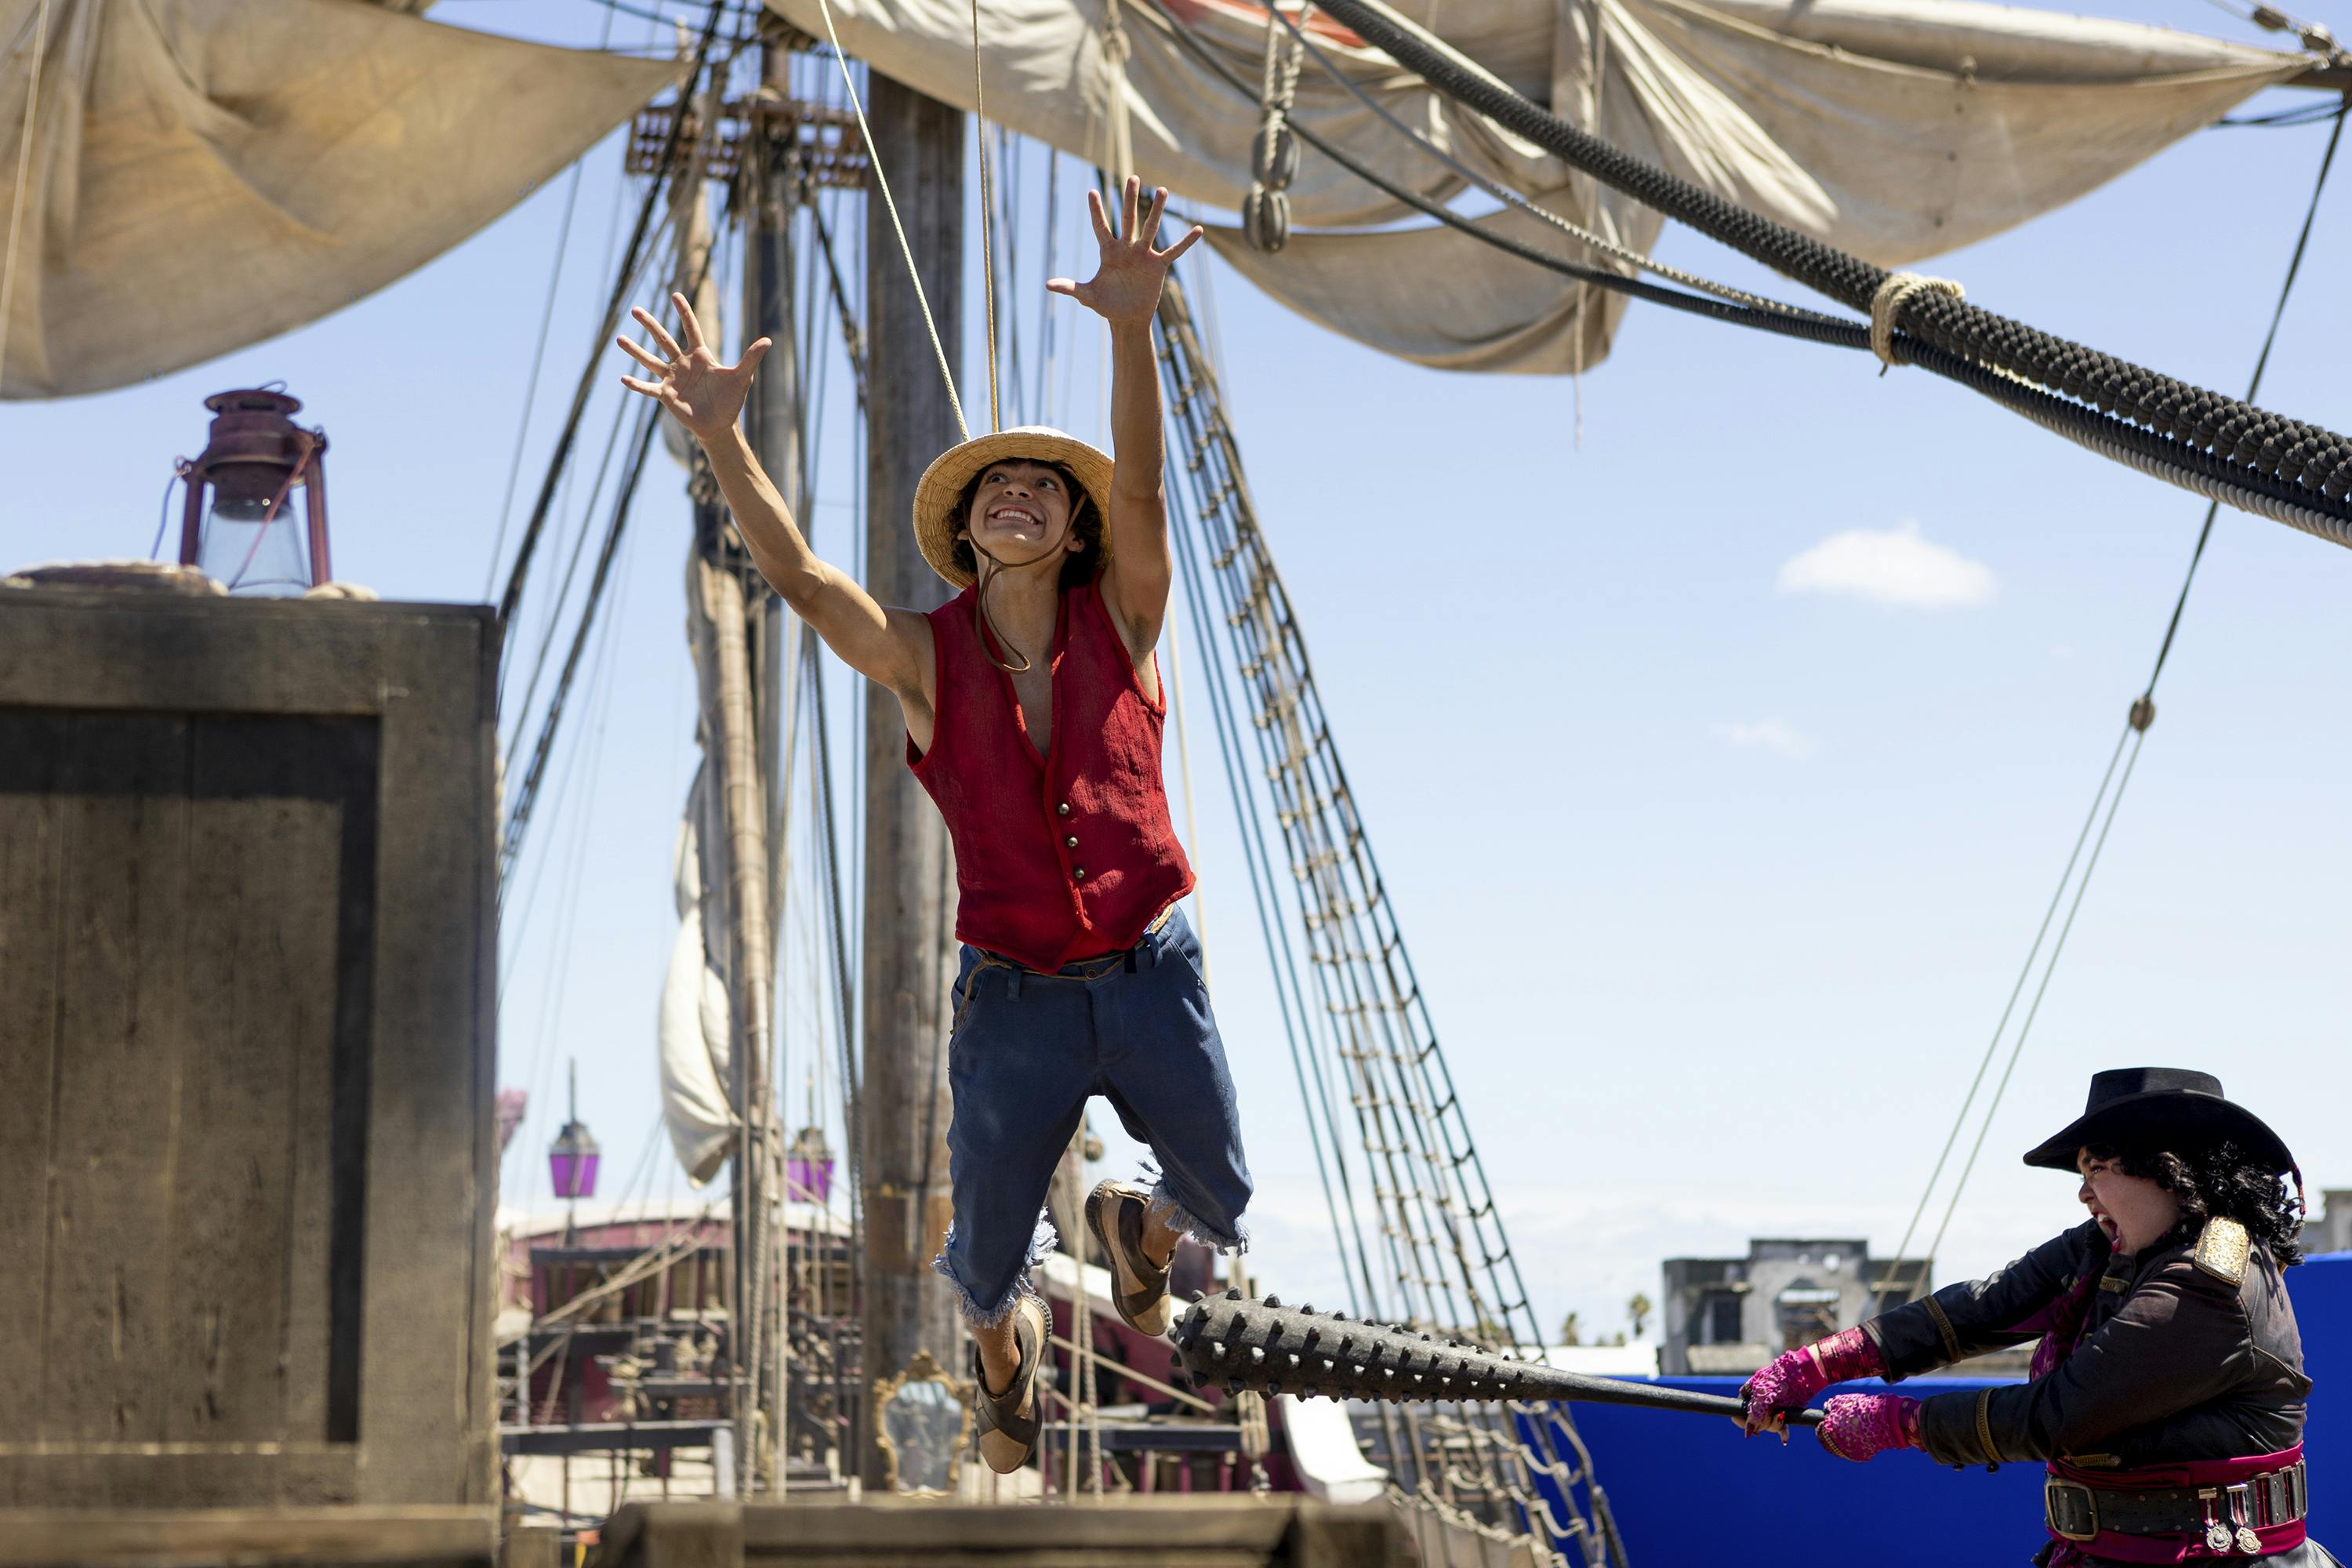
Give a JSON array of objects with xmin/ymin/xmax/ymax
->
[{"xmin": 619, "ymin": 177, "xmax": 1253, "ymax": 1473}]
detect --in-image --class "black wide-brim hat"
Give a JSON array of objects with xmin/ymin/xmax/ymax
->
[{"xmin": 2023, "ymin": 1067, "xmax": 2295, "ymax": 1173}]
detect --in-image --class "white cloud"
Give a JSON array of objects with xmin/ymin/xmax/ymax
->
[
  {"xmin": 1712, "ymin": 719, "xmax": 1813, "ymax": 760},
  {"xmin": 1775, "ymin": 519, "xmax": 1995, "ymax": 609}
]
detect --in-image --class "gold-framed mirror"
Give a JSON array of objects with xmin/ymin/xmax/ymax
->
[{"xmin": 871, "ymin": 1348, "xmax": 971, "ymax": 1494}]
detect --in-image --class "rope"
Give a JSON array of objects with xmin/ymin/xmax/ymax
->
[
  {"xmin": 2140, "ymin": 100, "xmax": 2346, "ymax": 690},
  {"xmin": 1141, "ymin": 0, "xmax": 1875, "ymax": 349},
  {"xmin": 1869, "ymin": 273, "xmax": 1964, "ymax": 371},
  {"xmin": 496, "ymin": 1, "xmax": 728, "ymax": 632},
  {"xmin": 1158, "ymin": 0, "xmax": 2352, "ymax": 537},
  {"xmin": 811, "ymin": 0, "xmax": 969, "ymax": 440},
  {"xmin": 1268, "ymin": 0, "xmax": 1845, "ymax": 324},
  {"xmin": 971, "ymin": 0, "xmax": 1002, "ymax": 433},
  {"xmin": 481, "ymin": 0, "xmax": 619, "ymax": 600},
  {"xmin": 0, "ymin": 0, "xmax": 54, "ymax": 395},
  {"xmin": 1874, "ymin": 102, "xmax": 2343, "ymax": 1312},
  {"xmin": 1298, "ymin": 0, "xmax": 2352, "ymax": 529}
]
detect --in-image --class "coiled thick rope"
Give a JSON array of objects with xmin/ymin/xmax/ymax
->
[{"xmin": 1300, "ymin": 0, "xmax": 2352, "ymax": 528}]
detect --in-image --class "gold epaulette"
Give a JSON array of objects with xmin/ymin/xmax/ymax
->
[{"xmin": 2191, "ymin": 1216, "xmax": 2251, "ymax": 1286}]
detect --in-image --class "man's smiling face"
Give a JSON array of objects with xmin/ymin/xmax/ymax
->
[{"xmin": 964, "ymin": 459, "xmax": 1076, "ymax": 564}]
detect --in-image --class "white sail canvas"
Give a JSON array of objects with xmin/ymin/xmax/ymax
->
[
  {"xmin": 0, "ymin": 0, "xmax": 677, "ymax": 397},
  {"xmin": 767, "ymin": 0, "xmax": 2306, "ymax": 372}
]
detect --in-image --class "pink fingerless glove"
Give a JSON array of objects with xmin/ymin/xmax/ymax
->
[
  {"xmin": 1739, "ymin": 1327, "xmax": 1882, "ymax": 1435},
  {"xmin": 1816, "ymin": 1393, "xmax": 1921, "ymax": 1462}
]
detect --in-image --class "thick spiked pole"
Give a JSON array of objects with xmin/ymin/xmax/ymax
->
[{"xmin": 1171, "ymin": 1293, "xmax": 1824, "ymax": 1428}]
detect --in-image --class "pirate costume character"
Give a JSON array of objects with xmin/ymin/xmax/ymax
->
[
  {"xmin": 906, "ymin": 427, "xmax": 1254, "ymax": 1380},
  {"xmin": 1741, "ymin": 1069, "xmax": 2331, "ymax": 1566}
]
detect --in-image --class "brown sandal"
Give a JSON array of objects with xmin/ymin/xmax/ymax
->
[
  {"xmin": 1086, "ymin": 1180, "xmax": 1174, "ymax": 1337},
  {"xmin": 973, "ymin": 1294, "xmax": 1047, "ymax": 1474}
]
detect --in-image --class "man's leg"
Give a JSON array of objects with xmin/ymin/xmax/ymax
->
[
  {"xmin": 1093, "ymin": 907, "xmax": 1253, "ymax": 1327},
  {"xmin": 938, "ymin": 959, "xmax": 1091, "ymax": 1392}
]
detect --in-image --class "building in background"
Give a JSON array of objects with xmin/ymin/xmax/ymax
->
[
  {"xmin": 1660, "ymin": 1239, "xmax": 1929, "ymax": 1376},
  {"xmin": 2303, "ymin": 1190, "xmax": 2352, "ymax": 1256}
]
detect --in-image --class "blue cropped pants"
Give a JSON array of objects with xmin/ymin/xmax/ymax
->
[{"xmin": 932, "ymin": 906, "xmax": 1253, "ymax": 1326}]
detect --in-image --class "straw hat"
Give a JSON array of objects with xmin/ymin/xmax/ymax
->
[{"xmin": 912, "ymin": 426, "xmax": 1114, "ymax": 590}]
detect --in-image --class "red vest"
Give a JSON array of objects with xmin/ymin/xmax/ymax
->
[{"xmin": 910, "ymin": 581, "xmax": 1193, "ymax": 971}]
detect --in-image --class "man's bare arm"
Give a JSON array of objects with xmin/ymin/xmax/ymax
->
[
  {"xmin": 619, "ymin": 293, "xmax": 929, "ymax": 700},
  {"xmin": 1047, "ymin": 180, "xmax": 1202, "ymax": 655}
]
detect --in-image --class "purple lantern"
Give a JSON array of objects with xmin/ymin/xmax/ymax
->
[
  {"xmin": 549, "ymin": 1062, "xmax": 600, "ymax": 1200},
  {"xmin": 786, "ymin": 1126, "xmax": 834, "ymax": 1204}
]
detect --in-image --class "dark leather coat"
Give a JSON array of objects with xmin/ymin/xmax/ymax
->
[{"xmin": 1864, "ymin": 1218, "xmax": 2309, "ymax": 1470}]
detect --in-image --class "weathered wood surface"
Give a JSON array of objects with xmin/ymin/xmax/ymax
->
[
  {"xmin": 857, "ymin": 77, "xmax": 967, "ymax": 1490},
  {"xmin": 497, "ymin": 1526, "xmax": 561, "ymax": 1568},
  {"xmin": 0, "ymin": 591, "xmax": 499, "ymax": 1508},
  {"xmin": 0, "ymin": 1505, "xmax": 496, "ymax": 1566},
  {"xmin": 593, "ymin": 1500, "xmax": 1412, "ymax": 1568}
]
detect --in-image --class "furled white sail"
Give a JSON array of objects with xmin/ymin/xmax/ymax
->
[
  {"xmin": 0, "ymin": 0, "xmax": 677, "ymax": 398},
  {"xmin": 765, "ymin": 0, "xmax": 2306, "ymax": 372},
  {"xmin": 660, "ymin": 762, "xmax": 740, "ymax": 1187}
]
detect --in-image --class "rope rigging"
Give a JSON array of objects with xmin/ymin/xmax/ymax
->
[
  {"xmin": 495, "ymin": 0, "xmax": 731, "ymax": 637},
  {"xmin": 1875, "ymin": 98, "xmax": 2343, "ymax": 1312},
  {"xmin": 1261, "ymin": 0, "xmax": 1849, "ymax": 325},
  {"xmin": 1287, "ymin": 0, "xmax": 2352, "ymax": 535}
]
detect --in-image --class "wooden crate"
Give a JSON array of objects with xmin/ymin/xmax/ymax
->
[
  {"xmin": 593, "ymin": 1498, "xmax": 1414, "ymax": 1568},
  {"xmin": 0, "ymin": 1507, "xmax": 498, "ymax": 1568},
  {"xmin": 0, "ymin": 590, "xmax": 499, "ymax": 1508}
]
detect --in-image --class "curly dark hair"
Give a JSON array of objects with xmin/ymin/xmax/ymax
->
[
  {"xmin": 2085, "ymin": 1136, "xmax": 2304, "ymax": 1269},
  {"xmin": 949, "ymin": 461, "xmax": 1102, "ymax": 590}
]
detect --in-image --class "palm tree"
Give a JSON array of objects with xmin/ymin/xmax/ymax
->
[{"xmin": 1626, "ymin": 1292, "xmax": 1653, "ymax": 1340}]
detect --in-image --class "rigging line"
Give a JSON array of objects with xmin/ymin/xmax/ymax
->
[
  {"xmin": 0, "ymin": 0, "xmax": 53, "ymax": 395},
  {"xmin": 808, "ymin": 0, "xmax": 970, "ymax": 439},
  {"xmin": 970, "ymin": 0, "xmax": 1002, "ymax": 434},
  {"xmin": 806, "ymin": 191, "xmax": 871, "ymax": 407},
  {"xmin": 1879, "ymin": 111, "xmax": 2341, "ymax": 1308},
  {"xmin": 1868, "ymin": 723, "xmax": 2132, "ymax": 1314},
  {"xmin": 1134, "ymin": 0, "xmax": 1876, "ymax": 354},
  {"xmin": 1038, "ymin": 151, "xmax": 1061, "ymax": 423},
  {"xmin": 993, "ymin": 124, "xmax": 1025, "ymax": 423},
  {"xmin": 507, "ymin": 381, "xmax": 637, "ymax": 758},
  {"xmin": 1167, "ymin": 459, "xmax": 1364, "ymax": 1308},
  {"xmin": 1294, "ymin": 0, "xmax": 2352, "ymax": 532},
  {"xmin": 1155, "ymin": 343, "xmax": 1375, "ymax": 1308},
  {"xmin": 483, "ymin": 0, "xmax": 618, "ymax": 601},
  {"xmin": 1273, "ymin": 0, "xmax": 1843, "ymax": 324},
  {"xmin": 496, "ymin": 0, "xmax": 726, "ymax": 635},
  {"xmin": 499, "ymin": 490, "xmax": 639, "ymax": 1009},
  {"xmin": 1915, "ymin": 729, "xmax": 2149, "ymax": 1286},
  {"xmin": 1160, "ymin": 361, "xmax": 1385, "ymax": 1320},
  {"xmin": 502, "ymin": 397, "xmax": 666, "ymax": 880},
  {"xmin": 2142, "ymin": 100, "xmax": 2343, "ymax": 697}
]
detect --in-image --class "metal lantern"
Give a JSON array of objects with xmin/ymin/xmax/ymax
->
[
  {"xmin": 548, "ymin": 1064, "xmax": 600, "ymax": 1201},
  {"xmin": 178, "ymin": 387, "xmax": 331, "ymax": 594},
  {"xmin": 785, "ymin": 1126, "xmax": 834, "ymax": 1204}
]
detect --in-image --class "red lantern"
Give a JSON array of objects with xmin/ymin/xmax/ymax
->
[{"xmin": 178, "ymin": 387, "xmax": 331, "ymax": 594}]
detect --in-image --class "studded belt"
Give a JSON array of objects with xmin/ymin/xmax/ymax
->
[{"xmin": 2045, "ymin": 1458, "xmax": 2307, "ymax": 1556}]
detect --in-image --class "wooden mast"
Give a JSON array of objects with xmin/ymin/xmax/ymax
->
[
  {"xmin": 731, "ymin": 31, "xmax": 805, "ymax": 1497},
  {"xmin": 857, "ymin": 76, "xmax": 966, "ymax": 1489}
]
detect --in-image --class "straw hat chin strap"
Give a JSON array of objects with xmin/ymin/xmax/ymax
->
[{"xmin": 964, "ymin": 519, "xmax": 1075, "ymax": 675}]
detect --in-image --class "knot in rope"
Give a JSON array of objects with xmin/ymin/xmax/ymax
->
[
  {"xmin": 1244, "ymin": 7, "xmax": 1305, "ymax": 252},
  {"xmin": 1868, "ymin": 271, "xmax": 1965, "ymax": 372}
]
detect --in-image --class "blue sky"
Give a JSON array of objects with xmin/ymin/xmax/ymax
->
[{"xmin": 8, "ymin": 0, "xmax": 2347, "ymax": 1342}]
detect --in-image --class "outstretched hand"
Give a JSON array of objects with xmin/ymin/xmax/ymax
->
[
  {"xmin": 1047, "ymin": 176, "xmax": 1203, "ymax": 326},
  {"xmin": 617, "ymin": 292, "xmax": 771, "ymax": 445}
]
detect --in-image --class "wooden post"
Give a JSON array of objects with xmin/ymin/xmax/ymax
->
[{"xmin": 858, "ymin": 75, "xmax": 965, "ymax": 1489}]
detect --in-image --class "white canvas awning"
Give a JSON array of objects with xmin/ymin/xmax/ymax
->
[
  {"xmin": 0, "ymin": 0, "xmax": 678, "ymax": 398},
  {"xmin": 765, "ymin": 0, "xmax": 2305, "ymax": 372}
]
